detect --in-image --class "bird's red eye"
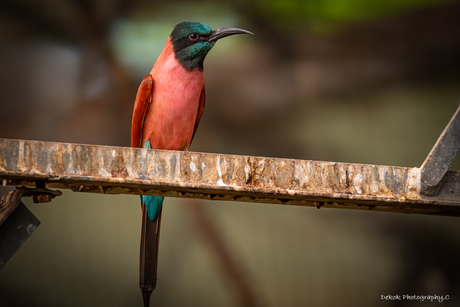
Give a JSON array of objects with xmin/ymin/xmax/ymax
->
[{"xmin": 188, "ymin": 33, "xmax": 199, "ymax": 40}]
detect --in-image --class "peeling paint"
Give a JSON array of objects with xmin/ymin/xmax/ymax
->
[{"xmin": 353, "ymin": 174, "xmax": 364, "ymax": 194}]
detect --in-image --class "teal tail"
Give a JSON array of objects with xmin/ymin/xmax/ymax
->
[
  {"xmin": 140, "ymin": 196, "xmax": 164, "ymax": 307},
  {"xmin": 141, "ymin": 195, "xmax": 164, "ymax": 221}
]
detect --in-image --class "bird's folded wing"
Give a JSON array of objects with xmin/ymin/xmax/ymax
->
[
  {"xmin": 190, "ymin": 86, "xmax": 206, "ymax": 146},
  {"xmin": 131, "ymin": 74, "xmax": 154, "ymax": 148}
]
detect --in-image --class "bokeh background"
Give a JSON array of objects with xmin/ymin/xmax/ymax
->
[{"xmin": 1, "ymin": 0, "xmax": 460, "ymax": 306}]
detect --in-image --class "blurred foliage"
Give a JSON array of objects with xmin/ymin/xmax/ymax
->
[
  {"xmin": 256, "ymin": 0, "xmax": 446, "ymax": 20},
  {"xmin": 248, "ymin": 0, "xmax": 450, "ymax": 32}
]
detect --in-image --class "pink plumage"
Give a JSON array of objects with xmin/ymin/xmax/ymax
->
[{"xmin": 143, "ymin": 38, "xmax": 205, "ymax": 150}]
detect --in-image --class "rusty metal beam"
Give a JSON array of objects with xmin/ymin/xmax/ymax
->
[{"xmin": 0, "ymin": 138, "xmax": 459, "ymax": 216}]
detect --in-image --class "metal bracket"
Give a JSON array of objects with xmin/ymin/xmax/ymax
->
[
  {"xmin": 420, "ymin": 105, "xmax": 460, "ymax": 195},
  {"xmin": 0, "ymin": 186, "xmax": 61, "ymax": 269}
]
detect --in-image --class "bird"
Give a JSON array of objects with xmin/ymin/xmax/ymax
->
[{"xmin": 131, "ymin": 21, "xmax": 253, "ymax": 307}]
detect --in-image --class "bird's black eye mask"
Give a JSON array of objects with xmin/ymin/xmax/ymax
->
[
  {"xmin": 172, "ymin": 33, "xmax": 211, "ymax": 54},
  {"xmin": 170, "ymin": 21, "xmax": 213, "ymax": 54}
]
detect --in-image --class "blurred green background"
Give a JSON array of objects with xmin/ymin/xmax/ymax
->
[{"xmin": 1, "ymin": 0, "xmax": 460, "ymax": 306}]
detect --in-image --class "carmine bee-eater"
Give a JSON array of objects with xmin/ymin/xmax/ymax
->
[{"xmin": 131, "ymin": 21, "xmax": 253, "ymax": 306}]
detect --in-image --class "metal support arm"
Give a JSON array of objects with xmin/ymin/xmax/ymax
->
[{"xmin": 420, "ymin": 105, "xmax": 460, "ymax": 195}]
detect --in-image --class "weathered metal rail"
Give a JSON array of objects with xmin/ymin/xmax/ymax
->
[{"xmin": 0, "ymin": 138, "xmax": 459, "ymax": 216}]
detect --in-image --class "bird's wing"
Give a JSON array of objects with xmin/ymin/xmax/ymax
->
[
  {"xmin": 190, "ymin": 86, "xmax": 206, "ymax": 145},
  {"xmin": 131, "ymin": 74, "xmax": 154, "ymax": 148}
]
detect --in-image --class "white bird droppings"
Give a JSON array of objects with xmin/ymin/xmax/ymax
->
[
  {"xmin": 216, "ymin": 156, "xmax": 227, "ymax": 186},
  {"xmin": 190, "ymin": 162, "xmax": 197, "ymax": 172}
]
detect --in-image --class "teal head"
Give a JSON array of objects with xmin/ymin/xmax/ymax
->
[{"xmin": 170, "ymin": 21, "xmax": 253, "ymax": 71}]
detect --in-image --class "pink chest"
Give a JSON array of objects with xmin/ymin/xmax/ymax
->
[{"xmin": 142, "ymin": 54, "xmax": 204, "ymax": 151}]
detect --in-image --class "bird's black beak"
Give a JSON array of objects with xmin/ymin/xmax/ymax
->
[{"xmin": 208, "ymin": 27, "xmax": 254, "ymax": 42}]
